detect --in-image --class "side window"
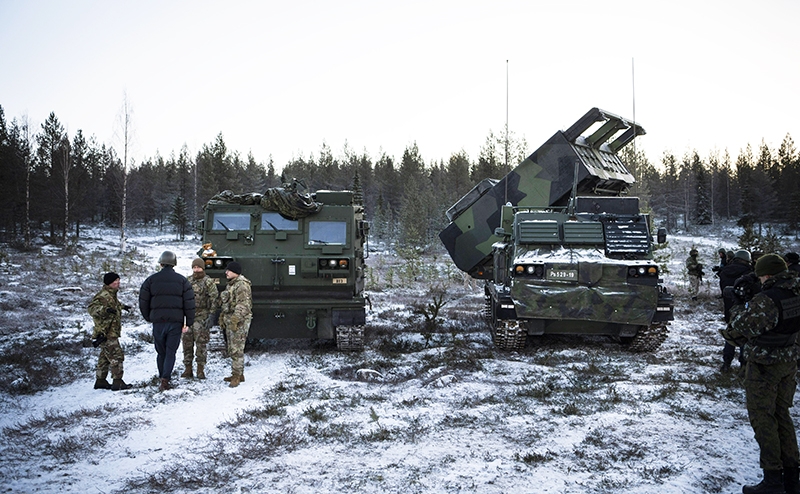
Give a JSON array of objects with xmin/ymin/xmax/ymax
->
[
  {"xmin": 308, "ymin": 221, "xmax": 347, "ymax": 245},
  {"xmin": 261, "ymin": 212, "xmax": 299, "ymax": 231},
  {"xmin": 211, "ymin": 212, "xmax": 251, "ymax": 231}
]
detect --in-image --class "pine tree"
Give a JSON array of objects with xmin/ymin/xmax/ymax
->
[
  {"xmin": 777, "ymin": 134, "xmax": 800, "ymax": 235},
  {"xmin": 351, "ymin": 170, "xmax": 364, "ymax": 206},
  {"xmin": 168, "ymin": 196, "xmax": 189, "ymax": 240},
  {"xmin": 693, "ymin": 153, "xmax": 712, "ymax": 225},
  {"xmin": 736, "ymin": 144, "xmax": 756, "ymax": 225},
  {"xmin": 398, "ymin": 143, "xmax": 434, "ymax": 249},
  {"xmin": 36, "ymin": 112, "xmax": 68, "ymax": 242}
]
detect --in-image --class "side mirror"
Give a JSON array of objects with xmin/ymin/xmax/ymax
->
[{"xmin": 656, "ymin": 227, "xmax": 667, "ymax": 244}]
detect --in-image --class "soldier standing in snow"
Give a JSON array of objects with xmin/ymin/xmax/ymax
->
[
  {"xmin": 718, "ymin": 250, "xmax": 754, "ymax": 372},
  {"xmin": 139, "ymin": 251, "xmax": 196, "ymax": 392},
  {"xmin": 181, "ymin": 258, "xmax": 219, "ymax": 380},
  {"xmin": 686, "ymin": 248, "xmax": 704, "ymax": 301},
  {"xmin": 88, "ymin": 272, "xmax": 132, "ymax": 391},
  {"xmin": 721, "ymin": 254, "xmax": 800, "ymax": 494},
  {"xmin": 786, "ymin": 252, "xmax": 800, "ymax": 277},
  {"xmin": 219, "ymin": 261, "xmax": 252, "ymax": 388}
]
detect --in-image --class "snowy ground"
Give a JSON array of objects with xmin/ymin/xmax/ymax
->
[{"xmin": 0, "ymin": 224, "xmax": 799, "ymax": 493}]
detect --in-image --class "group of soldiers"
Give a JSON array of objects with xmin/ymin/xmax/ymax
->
[
  {"xmin": 87, "ymin": 251, "xmax": 253, "ymax": 391},
  {"xmin": 688, "ymin": 247, "xmax": 800, "ymax": 493}
]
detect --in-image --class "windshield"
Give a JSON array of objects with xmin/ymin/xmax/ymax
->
[
  {"xmin": 261, "ymin": 212, "xmax": 298, "ymax": 231},
  {"xmin": 308, "ymin": 221, "xmax": 347, "ymax": 245},
  {"xmin": 211, "ymin": 212, "xmax": 251, "ymax": 231}
]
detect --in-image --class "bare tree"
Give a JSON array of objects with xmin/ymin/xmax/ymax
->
[
  {"xmin": 60, "ymin": 140, "xmax": 71, "ymax": 244},
  {"xmin": 114, "ymin": 93, "xmax": 135, "ymax": 253}
]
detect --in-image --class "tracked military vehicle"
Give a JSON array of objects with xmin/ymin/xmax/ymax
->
[
  {"xmin": 440, "ymin": 108, "xmax": 674, "ymax": 351},
  {"xmin": 199, "ymin": 180, "xmax": 369, "ymax": 350}
]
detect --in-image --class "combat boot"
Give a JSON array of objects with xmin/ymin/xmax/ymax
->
[
  {"xmin": 224, "ymin": 373, "xmax": 244, "ymax": 383},
  {"xmin": 94, "ymin": 379, "xmax": 111, "ymax": 390},
  {"xmin": 743, "ymin": 469, "xmax": 784, "ymax": 494},
  {"xmin": 196, "ymin": 364, "xmax": 206, "ymax": 379},
  {"xmin": 228, "ymin": 374, "xmax": 242, "ymax": 388},
  {"xmin": 785, "ymin": 466, "xmax": 800, "ymax": 494},
  {"xmin": 111, "ymin": 378, "xmax": 132, "ymax": 391},
  {"xmin": 159, "ymin": 378, "xmax": 171, "ymax": 391},
  {"xmin": 180, "ymin": 366, "xmax": 193, "ymax": 379}
]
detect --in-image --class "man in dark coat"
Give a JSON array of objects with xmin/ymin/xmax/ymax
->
[
  {"xmin": 139, "ymin": 251, "xmax": 196, "ymax": 391},
  {"xmin": 722, "ymin": 254, "xmax": 800, "ymax": 494},
  {"xmin": 718, "ymin": 249, "xmax": 754, "ymax": 371}
]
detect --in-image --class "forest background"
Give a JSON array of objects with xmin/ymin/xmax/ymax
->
[{"xmin": 1, "ymin": 103, "xmax": 799, "ymax": 254}]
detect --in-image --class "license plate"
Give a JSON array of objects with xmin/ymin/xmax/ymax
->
[
  {"xmin": 547, "ymin": 269, "xmax": 577, "ymax": 281},
  {"xmin": 332, "ymin": 278, "xmax": 348, "ymax": 285}
]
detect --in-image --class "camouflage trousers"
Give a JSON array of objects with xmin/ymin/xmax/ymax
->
[
  {"xmin": 96, "ymin": 337, "xmax": 124, "ymax": 380},
  {"xmin": 182, "ymin": 315, "xmax": 211, "ymax": 366},
  {"xmin": 688, "ymin": 275, "xmax": 701, "ymax": 297},
  {"xmin": 745, "ymin": 359, "xmax": 800, "ymax": 470},
  {"xmin": 226, "ymin": 319, "xmax": 251, "ymax": 376}
]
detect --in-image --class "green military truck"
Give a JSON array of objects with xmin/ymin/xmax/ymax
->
[
  {"xmin": 198, "ymin": 180, "xmax": 369, "ymax": 350},
  {"xmin": 439, "ymin": 107, "xmax": 674, "ymax": 351}
]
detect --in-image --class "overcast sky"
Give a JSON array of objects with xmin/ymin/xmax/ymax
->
[{"xmin": 1, "ymin": 0, "xmax": 798, "ymax": 170}]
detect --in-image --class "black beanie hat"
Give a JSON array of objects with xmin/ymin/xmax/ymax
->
[
  {"xmin": 226, "ymin": 261, "xmax": 242, "ymax": 275},
  {"xmin": 755, "ymin": 254, "xmax": 788, "ymax": 277},
  {"xmin": 786, "ymin": 252, "xmax": 800, "ymax": 263},
  {"xmin": 103, "ymin": 272, "xmax": 120, "ymax": 285}
]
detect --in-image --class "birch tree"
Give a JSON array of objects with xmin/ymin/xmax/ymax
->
[{"xmin": 114, "ymin": 94, "xmax": 135, "ymax": 253}]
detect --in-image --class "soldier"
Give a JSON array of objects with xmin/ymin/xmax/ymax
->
[
  {"xmin": 686, "ymin": 248, "xmax": 704, "ymax": 301},
  {"xmin": 786, "ymin": 252, "xmax": 800, "ymax": 277},
  {"xmin": 139, "ymin": 251, "xmax": 196, "ymax": 391},
  {"xmin": 717, "ymin": 247, "xmax": 729, "ymax": 269},
  {"xmin": 721, "ymin": 254, "xmax": 800, "ymax": 494},
  {"xmin": 181, "ymin": 258, "xmax": 219, "ymax": 379},
  {"xmin": 718, "ymin": 250, "xmax": 754, "ymax": 372},
  {"xmin": 219, "ymin": 261, "xmax": 252, "ymax": 388},
  {"xmin": 88, "ymin": 272, "xmax": 132, "ymax": 391}
]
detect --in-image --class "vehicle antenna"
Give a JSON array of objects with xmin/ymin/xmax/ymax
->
[
  {"xmin": 632, "ymin": 57, "xmax": 640, "ymax": 185},
  {"xmin": 504, "ymin": 59, "xmax": 509, "ymax": 206}
]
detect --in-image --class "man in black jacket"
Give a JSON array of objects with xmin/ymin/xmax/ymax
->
[
  {"xmin": 139, "ymin": 251, "xmax": 196, "ymax": 391},
  {"xmin": 719, "ymin": 250, "xmax": 755, "ymax": 372}
]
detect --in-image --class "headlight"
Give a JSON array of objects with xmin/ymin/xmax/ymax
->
[
  {"xmin": 513, "ymin": 264, "xmax": 544, "ymax": 277},
  {"xmin": 628, "ymin": 265, "xmax": 658, "ymax": 277},
  {"xmin": 215, "ymin": 259, "xmax": 223, "ymax": 267}
]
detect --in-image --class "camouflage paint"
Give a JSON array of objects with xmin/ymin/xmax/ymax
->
[{"xmin": 440, "ymin": 108, "xmax": 641, "ymax": 277}]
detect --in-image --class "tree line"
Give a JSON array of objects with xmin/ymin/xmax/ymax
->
[{"xmin": 1, "ymin": 104, "xmax": 798, "ymax": 253}]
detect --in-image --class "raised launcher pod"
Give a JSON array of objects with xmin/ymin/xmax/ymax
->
[{"xmin": 439, "ymin": 107, "xmax": 644, "ymax": 280}]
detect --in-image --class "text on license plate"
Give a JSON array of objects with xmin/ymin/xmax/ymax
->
[
  {"xmin": 546, "ymin": 269, "xmax": 577, "ymax": 281},
  {"xmin": 332, "ymin": 278, "xmax": 348, "ymax": 284}
]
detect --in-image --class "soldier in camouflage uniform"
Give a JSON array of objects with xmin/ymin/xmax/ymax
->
[
  {"xmin": 786, "ymin": 252, "xmax": 800, "ymax": 277},
  {"xmin": 87, "ymin": 272, "xmax": 132, "ymax": 391},
  {"xmin": 181, "ymin": 258, "xmax": 220, "ymax": 380},
  {"xmin": 721, "ymin": 254, "xmax": 800, "ymax": 494},
  {"xmin": 686, "ymin": 248, "xmax": 703, "ymax": 301},
  {"xmin": 219, "ymin": 261, "xmax": 252, "ymax": 388}
]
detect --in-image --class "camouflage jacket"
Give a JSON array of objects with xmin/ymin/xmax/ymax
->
[
  {"xmin": 88, "ymin": 285, "xmax": 122, "ymax": 339},
  {"xmin": 220, "ymin": 275, "xmax": 252, "ymax": 326},
  {"xmin": 685, "ymin": 255, "xmax": 703, "ymax": 277},
  {"xmin": 725, "ymin": 272, "xmax": 800, "ymax": 365},
  {"xmin": 188, "ymin": 273, "xmax": 220, "ymax": 317}
]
